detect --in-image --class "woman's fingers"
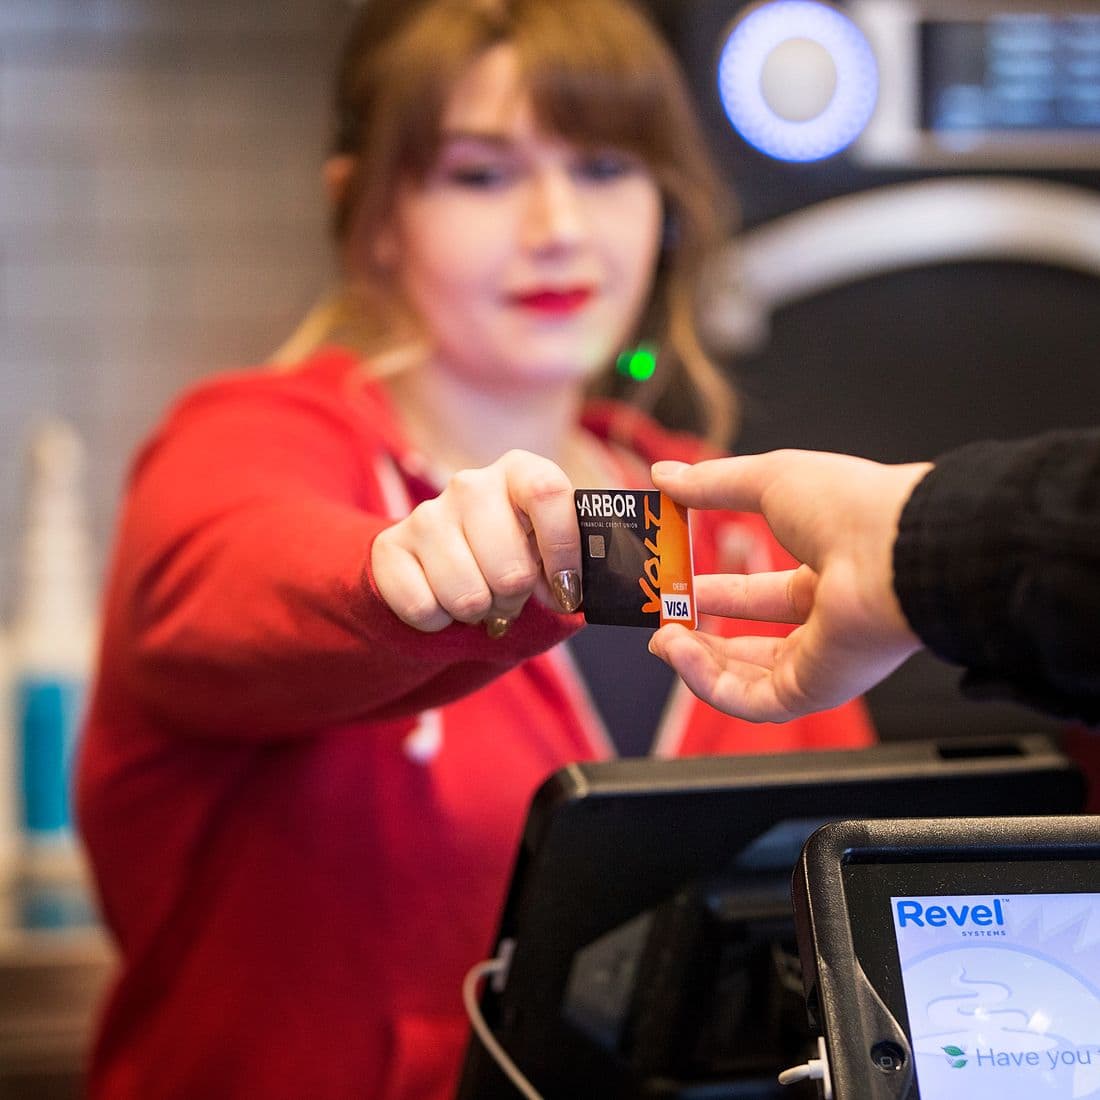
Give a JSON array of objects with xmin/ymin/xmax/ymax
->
[
  {"xmin": 500, "ymin": 451, "xmax": 582, "ymax": 612},
  {"xmin": 395, "ymin": 491, "xmax": 529, "ymax": 627},
  {"xmin": 453, "ymin": 466, "xmax": 543, "ymax": 623},
  {"xmin": 371, "ymin": 451, "xmax": 583, "ymax": 633},
  {"xmin": 370, "ymin": 530, "xmax": 459, "ymax": 632}
]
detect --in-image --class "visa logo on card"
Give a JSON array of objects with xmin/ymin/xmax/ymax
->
[
  {"xmin": 574, "ymin": 489, "xmax": 696, "ymax": 629},
  {"xmin": 661, "ymin": 594, "xmax": 693, "ymax": 622}
]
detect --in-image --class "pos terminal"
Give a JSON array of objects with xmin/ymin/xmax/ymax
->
[{"xmin": 456, "ymin": 737, "xmax": 1084, "ymax": 1099}]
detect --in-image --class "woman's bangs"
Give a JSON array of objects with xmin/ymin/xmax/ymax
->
[
  {"xmin": 379, "ymin": 11, "xmax": 508, "ymax": 181},
  {"xmin": 520, "ymin": 31, "xmax": 673, "ymax": 159}
]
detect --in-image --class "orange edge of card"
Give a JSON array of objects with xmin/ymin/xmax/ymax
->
[{"xmin": 657, "ymin": 492, "xmax": 697, "ymax": 630}]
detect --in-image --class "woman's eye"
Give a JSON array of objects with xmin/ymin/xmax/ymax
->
[
  {"xmin": 576, "ymin": 152, "xmax": 635, "ymax": 182},
  {"xmin": 444, "ymin": 163, "xmax": 514, "ymax": 189}
]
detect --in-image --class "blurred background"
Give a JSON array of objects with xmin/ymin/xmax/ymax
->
[
  {"xmin": 648, "ymin": 0, "xmax": 1100, "ymax": 743},
  {"xmin": 1, "ymin": 0, "xmax": 1099, "ymax": 1094},
  {"xmin": 2, "ymin": 3, "xmax": 346, "ymax": 1095},
  {"xmin": 0, "ymin": 0, "xmax": 340, "ymax": 594}
]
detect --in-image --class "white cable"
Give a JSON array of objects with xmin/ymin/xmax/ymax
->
[
  {"xmin": 778, "ymin": 1062, "xmax": 821, "ymax": 1084},
  {"xmin": 778, "ymin": 1037, "xmax": 833, "ymax": 1098},
  {"xmin": 462, "ymin": 958, "xmax": 545, "ymax": 1100}
]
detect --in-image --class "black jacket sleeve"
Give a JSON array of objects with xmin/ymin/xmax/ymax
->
[{"xmin": 893, "ymin": 428, "xmax": 1100, "ymax": 724}]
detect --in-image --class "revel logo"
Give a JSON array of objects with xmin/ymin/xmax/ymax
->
[{"xmin": 895, "ymin": 898, "xmax": 1006, "ymax": 929}]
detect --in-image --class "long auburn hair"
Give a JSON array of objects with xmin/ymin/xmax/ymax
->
[{"xmin": 277, "ymin": 0, "xmax": 739, "ymax": 446}]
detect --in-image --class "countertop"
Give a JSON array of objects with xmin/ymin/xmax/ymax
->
[{"xmin": 0, "ymin": 878, "xmax": 116, "ymax": 1099}]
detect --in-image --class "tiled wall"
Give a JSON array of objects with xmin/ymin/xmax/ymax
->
[{"xmin": 1, "ymin": 0, "xmax": 350, "ymax": 610}]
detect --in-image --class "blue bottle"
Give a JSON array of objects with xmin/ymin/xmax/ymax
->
[{"xmin": 9, "ymin": 421, "xmax": 96, "ymax": 881}]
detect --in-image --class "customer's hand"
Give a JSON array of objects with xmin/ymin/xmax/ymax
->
[
  {"xmin": 649, "ymin": 450, "xmax": 932, "ymax": 721},
  {"xmin": 372, "ymin": 450, "xmax": 582, "ymax": 635}
]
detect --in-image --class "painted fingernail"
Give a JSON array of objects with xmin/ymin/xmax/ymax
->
[
  {"xmin": 551, "ymin": 569, "xmax": 582, "ymax": 613},
  {"xmin": 485, "ymin": 615, "xmax": 512, "ymax": 639}
]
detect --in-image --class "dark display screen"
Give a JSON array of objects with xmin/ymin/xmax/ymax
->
[{"xmin": 921, "ymin": 15, "xmax": 1100, "ymax": 132}]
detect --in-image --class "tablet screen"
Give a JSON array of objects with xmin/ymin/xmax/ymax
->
[{"xmin": 890, "ymin": 891, "xmax": 1100, "ymax": 1099}]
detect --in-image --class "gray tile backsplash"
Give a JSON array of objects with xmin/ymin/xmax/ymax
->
[{"xmin": 1, "ymin": 0, "xmax": 349, "ymax": 612}]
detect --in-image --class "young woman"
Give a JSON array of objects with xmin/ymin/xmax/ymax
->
[{"xmin": 77, "ymin": 1, "xmax": 873, "ymax": 1097}]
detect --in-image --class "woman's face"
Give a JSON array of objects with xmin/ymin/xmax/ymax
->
[{"xmin": 379, "ymin": 43, "xmax": 664, "ymax": 393}]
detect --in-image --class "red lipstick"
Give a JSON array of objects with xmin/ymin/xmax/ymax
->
[{"xmin": 511, "ymin": 288, "xmax": 593, "ymax": 315}]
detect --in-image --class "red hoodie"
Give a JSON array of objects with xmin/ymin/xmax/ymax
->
[{"xmin": 77, "ymin": 348, "xmax": 872, "ymax": 1100}]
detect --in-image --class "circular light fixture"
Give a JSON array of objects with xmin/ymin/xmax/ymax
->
[{"xmin": 717, "ymin": 0, "xmax": 879, "ymax": 163}]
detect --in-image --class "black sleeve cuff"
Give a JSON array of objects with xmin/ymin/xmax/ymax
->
[{"xmin": 893, "ymin": 429, "xmax": 1100, "ymax": 724}]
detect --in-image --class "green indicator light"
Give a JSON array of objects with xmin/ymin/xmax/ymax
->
[{"xmin": 615, "ymin": 344, "xmax": 657, "ymax": 382}]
